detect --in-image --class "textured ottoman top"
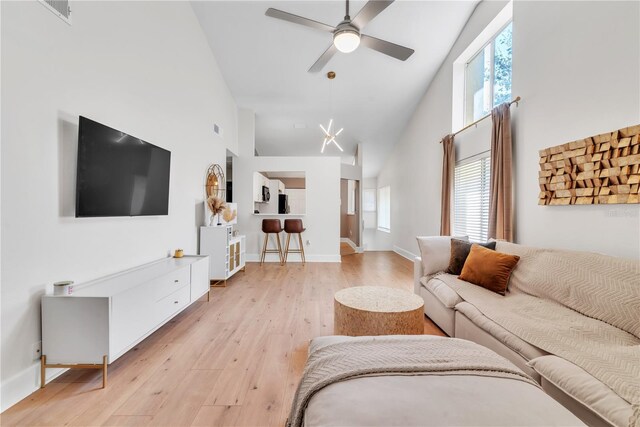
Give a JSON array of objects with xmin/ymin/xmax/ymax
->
[{"xmin": 335, "ymin": 286, "xmax": 424, "ymax": 313}]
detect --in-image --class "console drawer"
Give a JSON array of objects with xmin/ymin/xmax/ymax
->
[
  {"xmin": 155, "ymin": 284, "xmax": 190, "ymax": 323},
  {"xmin": 153, "ymin": 266, "xmax": 190, "ymax": 301}
]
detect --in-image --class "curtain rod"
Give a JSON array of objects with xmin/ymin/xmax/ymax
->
[{"xmin": 441, "ymin": 96, "xmax": 521, "ymax": 142}]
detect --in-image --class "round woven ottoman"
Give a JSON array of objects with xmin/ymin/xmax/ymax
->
[{"xmin": 334, "ymin": 286, "xmax": 424, "ymax": 336}]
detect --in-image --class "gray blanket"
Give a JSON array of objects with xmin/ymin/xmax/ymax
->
[{"xmin": 286, "ymin": 335, "xmax": 539, "ymax": 427}]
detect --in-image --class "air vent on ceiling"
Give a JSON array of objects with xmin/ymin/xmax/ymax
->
[{"xmin": 39, "ymin": 0, "xmax": 72, "ymax": 25}]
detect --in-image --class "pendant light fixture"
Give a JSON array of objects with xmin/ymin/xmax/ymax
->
[
  {"xmin": 319, "ymin": 71, "xmax": 344, "ymax": 153},
  {"xmin": 320, "ymin": 119, "xmax": 344, "ymax": 153}
]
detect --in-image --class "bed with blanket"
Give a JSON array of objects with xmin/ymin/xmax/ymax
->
[{"xmin": 287, "ymin": 335, "xmax": 584, "ymax": 427}]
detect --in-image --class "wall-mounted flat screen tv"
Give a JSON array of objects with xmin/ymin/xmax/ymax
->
[{"xmin": 76, "ymin": 116, "xmax": 171, "ymax": 217}]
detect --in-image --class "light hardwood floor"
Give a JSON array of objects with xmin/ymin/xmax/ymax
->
[
  {"xmin": 1, "ymin": 251, "xmax": 444, "ymax": 427},
  {"xmin": 339, "ymin": 242, "xmax": 356, "ymax": 256}
]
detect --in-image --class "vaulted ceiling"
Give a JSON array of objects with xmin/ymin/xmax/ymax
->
[{"xmin": 192, "ymin": 1, "xmax": 478, "ymax": 177}]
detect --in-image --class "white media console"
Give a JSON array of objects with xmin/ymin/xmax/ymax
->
[{"xmin": 40, "ymin": 255, "xmax": 209, "ymax": 387}]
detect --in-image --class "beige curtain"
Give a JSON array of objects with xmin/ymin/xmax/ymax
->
[
  {"xmin": 489, "ymin": 103, "xmax": 514, "ymax": 241},
  {"xmin": 440, "ymin": 134, "xmax": 455, "ymax": 236}
]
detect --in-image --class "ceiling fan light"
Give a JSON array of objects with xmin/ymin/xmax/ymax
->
[{"xmin": 333, "ymin": 30, "xmax": 360, "ymax": 53}]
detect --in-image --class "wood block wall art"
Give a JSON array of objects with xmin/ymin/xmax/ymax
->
[{"xmin": 538, "ymin": 124, "xmax": 640, "ymax": 205}]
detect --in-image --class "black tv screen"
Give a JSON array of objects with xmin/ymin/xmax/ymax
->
[{"xmin": 76, "ymin": 116, "xmax": 171, "ymax": 217}]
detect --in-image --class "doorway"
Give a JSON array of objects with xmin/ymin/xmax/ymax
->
[
  {"xmin": 340, "ymin": 179, "xmax": 360, "ymax": 255},
  {"xmin": 226, "ymin": 149, "xmax": 235, "ymax": 203}
]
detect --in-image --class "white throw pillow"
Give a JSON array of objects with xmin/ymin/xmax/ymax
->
[{"xmin": 416, "ymin": 235, "xmax": 468, "ymax": 276}]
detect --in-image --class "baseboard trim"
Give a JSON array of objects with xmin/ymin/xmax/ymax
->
[
  {"xmin": 340, "ymin": 238, "xmax": 364, "ymax": 253},
  {"xmin": 245, "ymin": 253, "xmax": 341, "ymax": 263},
  {"xmin": 393, "ymin": 246, "xmax": 418, "ymax": 261},
  {"xmin": 340, "ymin": 237, "xmax": 355, "ymax": 248},
  {"xmin": 1, "ymin": 362, "xmax": 67, "ymax": 412}
]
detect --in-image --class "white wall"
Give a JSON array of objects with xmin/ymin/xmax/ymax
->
[
  {"xmin": 235, "ymin": 156, "xmax": 341, "ymax": 262},
  {"xmin": 377, "ymin": 0, "xmax": 640, "ymax": 260},
  {"xmin": 340, "ymin": 163, "xmax": 362, "ymax": 181},
  {"xmin": 234, "ymin": 108, "xmax": 341, "ymax": 262},
  {"xmin": 1, "ymin": 1, "xmax": 238, "ymax": 410},
  {"xmin": 511, "ymin": 1, "xmax": 640, "ymax": 255}
]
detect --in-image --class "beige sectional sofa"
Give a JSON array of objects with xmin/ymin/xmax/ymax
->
[{"xmin": 414, "ymin": 237, "xmax": 639, "ymax": 427}]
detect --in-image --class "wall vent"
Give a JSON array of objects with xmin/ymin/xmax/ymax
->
[
  {"xmin": 39, "ymin": 0, "xmax": 72, "ymax": 25},
  {"xmin": 213, "ymin": 123, "xmax": 223, "ymax": 137}
]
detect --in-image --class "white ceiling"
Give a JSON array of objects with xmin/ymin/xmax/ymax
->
[{"xmin": 192, "ymin": 1, "xmax": 478, "ymax": 177}]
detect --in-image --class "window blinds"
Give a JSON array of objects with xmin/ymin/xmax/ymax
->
[{"xmin": 454, "ymin": 156, "xmax": 491, "ymax": 242}]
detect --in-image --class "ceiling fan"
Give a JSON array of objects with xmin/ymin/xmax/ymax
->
[{"xmin": 265, "ymin": 0, "xmax": 414, "ymax": 73}]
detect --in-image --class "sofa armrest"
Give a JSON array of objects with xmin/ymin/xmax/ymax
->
[{"xmin": 414, "ymin": 257, "xmax": 424, "ymax": 295}]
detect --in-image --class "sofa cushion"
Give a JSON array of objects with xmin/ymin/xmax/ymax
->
[
  {"xmin": 419, "ymin": 286, "xmax": 456, "ymax": 336},
  {"xmin": 305, "ymin": 374, "xmax": 585, "ymax": 427},
  {"xmin": 455, "ymin": 301, "xmax": 547, "ymax": 362},
  {"xmin": 459, "ymin": 244, "xmax": 520, "ymax": 295},
  {"xmin": 309, "ymin": 335, "xmax": 353, "ymax": 355},
  {"xmin": 447, "ymin": 239, "xmax": 496, "ymax": 275},
  {"xmin": 420, "ymin": 275, "xmax": 464, "ymax": 308},
  {"xmin": 529, "ymin": 355, "xmax": 634, "ymax": 427},
  {"xmin": 495, "ymin": 241, "xmax": 640, "ymax": 339},
  {"xmin": 439, "ymin": 272, "xmax": 640, "ymax": 406},
  {"xmin": 416, "ymin": 236, "xmax": 468, "ymax": 276}
]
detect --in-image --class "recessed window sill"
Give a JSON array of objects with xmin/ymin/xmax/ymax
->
[{"xmin": 377, "ymin": 227, "xmax": 391, "ymax": 234}]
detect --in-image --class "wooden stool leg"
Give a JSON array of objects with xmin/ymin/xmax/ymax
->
[
  {"xmin": 276, "ymin": 233, "xmax": 284, "ymax": 265},
  {"xmin": 260, "ymin": 234, "xmax": 268, "ymax": 265},
  {"xmin": 299, "ymin": 233, "xmax": 306, "ymax": 264},
  {"xmin": 284, "ymin": 233, "xmax": 291, "ymax": 263}
]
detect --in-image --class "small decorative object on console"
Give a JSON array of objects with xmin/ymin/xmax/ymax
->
[
  {"xmin": 207, "ymin": 195, "xmax": 226, "ymax": 226},
  {"xmin": 221, "ymin": 203, "xmax": 238, "ymax": 225},
  {"xmin": 53, "ymin": 281, "xmax": 74, "ymax": 296},
  {"xmin": 173, "ymin": 249, "xmax": 184, "ymax": 258}
]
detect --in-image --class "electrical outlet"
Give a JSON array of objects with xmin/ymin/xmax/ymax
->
[
  {"xmin": 306, "ymin": 240, "xmax": 311, "ymax": 246},
  {"xmin": 32, "ymin": 341, "xmax": 42, "ymax": 361}
]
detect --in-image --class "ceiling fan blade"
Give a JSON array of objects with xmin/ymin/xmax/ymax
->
[
  {"xmin": 265, "ymin": 8, "xmax": 335, "ymax": 33},
  {"xmin": 360, "ymin": 34, "xmax": 414, "ymax": 61},
  {"xmin": 308, "ymin": 44, "xmax": 338, "ymax": 73},
  {"xmin": 351, "ymin": 0, "xmax": 394, "ymax": 29}
]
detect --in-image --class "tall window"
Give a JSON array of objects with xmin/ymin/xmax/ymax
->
[
  {"xmin": 464, "ymin": 22, "xmax": 512, "ymax": 124},
  {"xmin": 377, "ymin": 186, "xmax": 391, "ymax": 232},
  {"xmin": 454, "ymin": 155, "xmax": 491, "ymax": 242},
  {"xmin": 363, "ymin": 189, "xmax": 376, "ymax": 212}
]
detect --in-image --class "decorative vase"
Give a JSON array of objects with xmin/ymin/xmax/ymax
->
[
  {"xmin": 217, "ymin": 212, "xmax": 222, "ymax": 226},
  {"xmin": 209, "ymin": 214, "xmax": 216, "ymax": 226}
]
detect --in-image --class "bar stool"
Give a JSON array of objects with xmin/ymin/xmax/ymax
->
[
  {"xmin": 260, "ymin": 219, "xmax": 284, "ymax": 265},
  {"xmin": 284, "ymin": 219, "xmax": 306, "ymax": 264}
]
